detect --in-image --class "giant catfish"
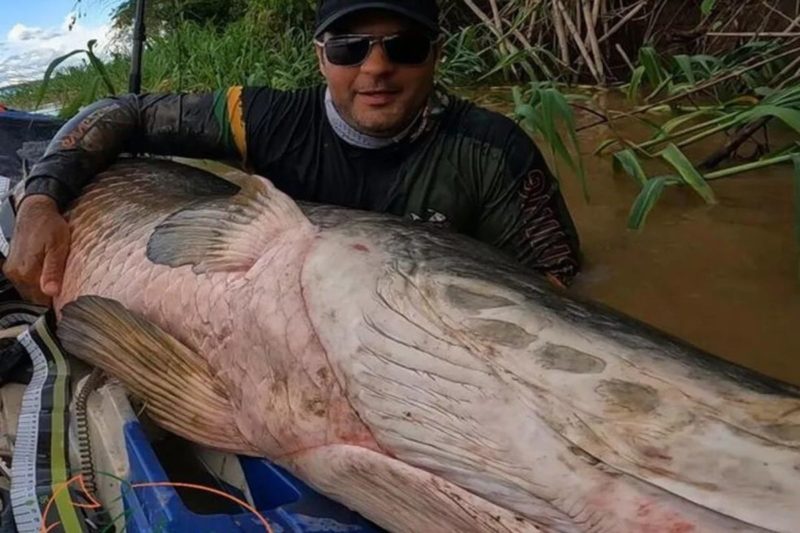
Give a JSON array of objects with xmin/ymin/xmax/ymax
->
[{"xmin": 50, "ymin": 157, "xmax": 800, "ymax": 532}]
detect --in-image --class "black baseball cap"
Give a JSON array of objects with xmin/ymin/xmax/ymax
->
[{"xmin": 314, "ymin": 0, "xmax": 440, "ymax": 38}]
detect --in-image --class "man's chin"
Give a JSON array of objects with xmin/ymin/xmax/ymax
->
[{"xmin": 352, "ymin": 113, "xmax": 412, "ymax": 138}]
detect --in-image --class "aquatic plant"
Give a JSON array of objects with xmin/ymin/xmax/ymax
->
[
  {"xmin": 503, "ymin": 0, "xmax": 800, "ymax": 271},
  {"xmin": 512, "ymin": 82, "xmax": 589, "ymax": 199},
  {"xmin": 534, "ymin": 42, "xmax": 799, "ymax": 275},
  {"xmin": 594, "ymin": 54, "xmax": 800, "ymax": 230}
]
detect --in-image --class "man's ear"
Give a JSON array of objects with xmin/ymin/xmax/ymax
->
[{"xmin": 315, "ymin": 44, "xmax": 327, "ymax": 78}]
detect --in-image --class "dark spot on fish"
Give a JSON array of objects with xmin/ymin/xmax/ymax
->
[
  {"xmin": 305, "ymin": 398, "xmax": 327, "ymax": 417},
  {"xmin": 465, "ymin": 319, "xmax": 536, "ymax": 349},
  {"xmin": 352, "ymin": 244, "xmax": 370, "ymax": 252},
  {"xmin": 764, "ymin": 424, "xmax": 800, "ymax": 442},
  {"xmin": 446, "ymin": 285, "xmax": 515, "ymax": 311},
  {"xmin": 404, "ymin": 412, "xmax": 412, "ymax": 419},
  {"xmin": 538, "ymin": 344, "xmax": 606, "ymax": 374},
  {"xmin": 596, "ymin": 380, "xmax": 660, "ymax": 414},
  {"xmin": 316, "ymin": 368, "xmax": 329, "ymax": 381}
]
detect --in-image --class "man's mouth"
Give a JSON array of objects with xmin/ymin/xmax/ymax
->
[{"xmin": 356, "ymin": 89, "xmax": 401, "ymax": 106}]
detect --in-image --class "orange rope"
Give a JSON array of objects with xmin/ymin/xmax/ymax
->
[
  {"xmin": 39, "ymin": 474, "xmax": 87, "ymax": 533},
  {"xmin": 40, "ymin": 474, "xmax": 273, "ymax": 533}
]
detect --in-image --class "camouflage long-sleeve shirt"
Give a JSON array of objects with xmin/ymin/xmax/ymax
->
[{"xmin": 26, "ymin": 85, "xmax": 582, "ymax": 284}]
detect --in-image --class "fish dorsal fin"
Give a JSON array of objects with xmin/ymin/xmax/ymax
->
[
  {"xmin": 57, "ymin": 295, "xmax": 258, "ymax": 455},
  {"xmin": 147, "ymin": 163, "xmax": 312, "ymax": 274}
]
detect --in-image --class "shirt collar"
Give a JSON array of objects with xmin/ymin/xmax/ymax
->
[{"xmin": 324, "ymin": 87, "xmax": 448, "ymax": 149}]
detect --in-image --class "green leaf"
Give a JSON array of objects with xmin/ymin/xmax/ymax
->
[
  {"xmin": 673, "ymin": 55, "xmax": 696, "ymax": 85},
  {"xmin": 762, "ymin": 85, "xmax": 800, "ymax": 107},
  {"xmin": 690, "ymin": 54, "xmax": 722, "ymax": 77},
  {"xmin": 701, "ymin": 0, "xmax": 718, "ymax": 15},
  {"xmin": 627, "ymin": 66, "xmax": 645, "ymax": 102},
  {"xmin": 668, "ymin": 82, "xmax": 693, "ymax": 96},
  {"xmin": 86, "ymin": 39, "xmax": 117, "ymax": 96},
  {"xmin": 594, "ymin": 137, "xmax": 620, "ymax": 155},
  {"xmin": 744, "ymin": 106, "xmax": 800, "ymax": 135},
  {"xmin": 613, "ymin": 150, "xmax": 648, "ymax": 186},
  {"xmin": 654, "ymin": 109, "xmax": 723, "ymax": 141},
  {"xmin": 628, "ymin": 177, "xmax": 670, "ymax": 229},
  {"xmin": 660, "ymin": 143, "xmax": 717, "ymax": 204},
  {"xmin": 34, "ymin": 48, "xmax": 87, "ymax": 110},
  {"xmin": 515, "ymin": 85, "xmax": 589, "ymax": 201},
  {"xmin": 638, "ymin": 47, "xmax": 665, "ymax": 88},
  {"xmin": 541, "ymin": 88, "xmax": 589, "ymax": 199},
  {"xmin": 87, "ymin": 76, "xmax": 101, "ymax": 103},
  {"xmin": 511, "ymin": 86, "xmax": 525, "ymax": 109}
]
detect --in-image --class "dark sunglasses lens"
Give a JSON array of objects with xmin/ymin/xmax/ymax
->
[
  {"xmin": 384, "ymin": 34, "xmax": 432, "ymax": 64},
  {"xmin": 325, "ymin": 37, "xmax": 370, "ymax": 66}
]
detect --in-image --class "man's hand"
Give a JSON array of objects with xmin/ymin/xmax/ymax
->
[{"xmin": 2, "ymin": 195, "xmax": 70, "ymax": 305}]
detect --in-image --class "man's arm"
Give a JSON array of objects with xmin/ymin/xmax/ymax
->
[
  {"xmin": 5, "ymin": 88, "xmax": 249, "ymax": 303},
  {"xmin": 25, "ymin": 89, "xmax": 247, "ymax": 211},
  {"xmin": 473, "ymin": 127, "xmax": 582, "ymax": 287}
]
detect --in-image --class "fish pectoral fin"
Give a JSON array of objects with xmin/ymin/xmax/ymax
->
[
  {"xmin": 146, "ymin": 169, "xmax": 312, "ymax": 274},
  {"xmin": 57, "ymin": 295, "xmax": 257, "ymax": 455},
  {"xmin": 283, "ymin": 445, "xmax": 542, "ymax": 533}
]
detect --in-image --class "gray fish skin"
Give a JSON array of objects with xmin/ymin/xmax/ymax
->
[{"xmin": 54, "ymin": 159, "xmax": 800, "ymax": 533}]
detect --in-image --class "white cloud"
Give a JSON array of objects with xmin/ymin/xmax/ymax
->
[{"xmin": 0, "ymin": 14, "xmax": 113, "ymax": 88}]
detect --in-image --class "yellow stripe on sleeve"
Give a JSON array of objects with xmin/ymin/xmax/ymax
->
[{"xmin": 226, "ymin": 86, "xmax": 247, "ymax": 163}]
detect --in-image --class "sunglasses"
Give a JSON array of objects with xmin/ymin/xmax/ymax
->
[{"xmin": 315, "ymin": 31, "xmax": 439, "ymax": 67}]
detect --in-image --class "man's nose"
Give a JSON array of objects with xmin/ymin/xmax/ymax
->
[{"xmin": 360, "ymin": 41, "xmax": 394, "ymax": 75}]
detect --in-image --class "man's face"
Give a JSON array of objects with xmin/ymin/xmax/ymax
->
[{"xmin": 316, "ymin": 11, "xmax": 440, "ymax": 137}]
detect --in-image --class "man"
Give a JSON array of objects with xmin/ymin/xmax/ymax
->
[{"xmin": 4, "ymin": 0, "xmax": 581, "ymax": 305}]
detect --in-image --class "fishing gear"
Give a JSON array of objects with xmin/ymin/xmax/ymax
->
[
  {"xmin": 0, "ymin": 182, "xmax": 113, "ymax": 532},
  {"xmin": 129, "ymin": 0, "xmax": 147, "ymax": 95}
]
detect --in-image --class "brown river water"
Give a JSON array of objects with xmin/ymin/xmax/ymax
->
[{"xmin": 466, "ymin": 87, "xmax": 800, "ymax": 386}]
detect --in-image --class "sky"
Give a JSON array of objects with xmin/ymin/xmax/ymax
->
[{"xmin": 0, "ymin": 0, "xmax": 122, "ymax": 88}]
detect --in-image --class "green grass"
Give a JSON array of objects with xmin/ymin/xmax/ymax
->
[{"xmin": 5, "ymin": 14, "xmax": 321, "ymax": 115}]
